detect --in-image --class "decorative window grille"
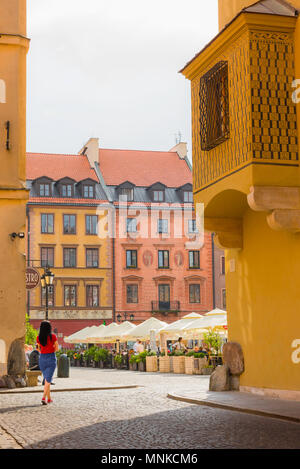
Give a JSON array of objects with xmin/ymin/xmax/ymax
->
[{"xmin": 199, "ymin": 61, "xmax": 229, "ymax": 151}]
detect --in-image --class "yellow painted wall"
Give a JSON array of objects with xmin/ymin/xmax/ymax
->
[
  {"xmin": 226, "ymin": 209, "xmax": 300, "ymax": 391},
  {"xmin": 0, "ymin": 0, "xmax": 29, "ymax": 375},
  {"xmin": 28, "ymin": 205, "xmax": 112, "ymax": 317},
  {"xmin": 183, "ymin": 10, "xmax": 300, "ymax": 394}
]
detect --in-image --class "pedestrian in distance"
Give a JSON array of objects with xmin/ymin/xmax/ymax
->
[
  {"xmin": 136, "ymin": 340, "xmax": 144, "ymax": 354},
  {"xmin": 36, "ymin": 320, "xmax": 59, "ymax": 405}
]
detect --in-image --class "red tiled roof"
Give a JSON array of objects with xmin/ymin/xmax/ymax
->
[
  {"xmin": 98, "ymin": 149, "xmax": 192, "ymax": 187},
  {"xmin": 26, "ymin": 153, "xmax": 98, "ymax": 182}
]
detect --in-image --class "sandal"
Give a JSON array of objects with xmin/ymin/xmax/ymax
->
[
  {"xmin": 42, "ymin": 398, "xmax": 47, "ymax": 405},
  {"xmin": 47, "ymin": 399, "xmax": 53, "ymax": 404}
]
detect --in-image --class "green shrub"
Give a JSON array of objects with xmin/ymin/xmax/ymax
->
[
  {"xmin": 129, "ymin": 354, "xmax": 137, "ymax": 364},
  {"xmin": 174, "ymin": 350, "xmax": 184, "ymax": 356},
  {"xmin": 136, "ymin": 351, "xmax": 148, "ymax": 363},
  {"xmin": 114, "ymin": 354, "xmax": 123, "ymax": 365},
  {"xmin": 94, "ymin": 348, "xmax": 109, "ymax": 363},
  {"xmin": 194, "ymin": 353, "xmax": 206, "ymax": 359},
  {"xmin": 186, "ymin": 351, "xmax": 195, "ymax": 357},
  {"xmin": 25, "ymin": 314, "xmax": 38, "ymax": 346}
]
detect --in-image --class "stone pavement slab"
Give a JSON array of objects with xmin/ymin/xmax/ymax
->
[
  {"xmin": 168, "ymin": 388, "xmax": 300, "ymax": 424},
  {"xmin": 0, "ymin": 369, "xmax": 299, "ymax": 449}
]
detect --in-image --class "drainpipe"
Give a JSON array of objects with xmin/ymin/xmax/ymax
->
[
  {"xmin": 111, "ymin": 204, "xmax": 116, "ymax": 323},
  {"xmin": 26, "ymin": 205, "xmax": 30, "ymax": 317},
  {"xmin": 211, "ymin": 233, "xmax": 216, "ymax": 309}
]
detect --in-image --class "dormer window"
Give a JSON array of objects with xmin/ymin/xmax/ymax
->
[
  {"xmin": 120, "ymin": 188, "xmax": 134, "ymax": 201},
  {"xmin": 83, "ymin": 185, "xmax": 94, "ymax": 199},
  {"xmin": 40, "ymin": 184, "xmax": 50, "ymax": 197},
  {"xmin": 148, "ymin": 182, "xmax": 166, "ymax": 203},
  {"xmin": 177, "ymin": 183, "xmax": 193, "ymax": 203},
  {"xmin": 116, "ymin": 182, "xmax": 135, "ymax": 202},
  {"xmin": 62, "ymin": 184, "xmax": 72, "ymax": 197},
  {"xmin": 56, "ymin": 177, "xmax": 75, "ymax": 198},
  {"xmin": 33, "ymin": 177, "xmax": 53, "ymax": 198},
  {"xmin": 184, "ymin": 191, "xmax": 193, "ymax": 203},
  {"xmin": 154, "ymin": 191, "xmax": 164, "ymax": 202}
]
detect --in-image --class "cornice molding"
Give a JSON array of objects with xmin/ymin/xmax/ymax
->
[{"xmin": 181, "ymin": 12, "xmax": 297, "ymax": 81}]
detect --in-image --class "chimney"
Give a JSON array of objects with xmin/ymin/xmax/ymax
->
[
  {"xmin": 169, "ymin": 142, "xmax": 188, "ymax": 160},
  {"xmin": 78, "ymin": 137, "xmax": 99, "ymax": 170}
]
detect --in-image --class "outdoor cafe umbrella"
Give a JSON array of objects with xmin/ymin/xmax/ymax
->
[
  {"xmin": 87, "ymin": 322, "xmax": 120, "ymax": 344},
  {"xmin": 85, "ymin": 324, "xmax": 106, "ymax": 344},
  {"xmin": 181, "ymin": 311, "xmax": 227, "ymax": 333},
  {"xmin": 106, "ymin": 321, "xmax": 137, "ymax": 343},
  {"xmin": 64, "ymin": 326, "xmax": 100, "ymax": 344},
  {"xmin": 123, "ymin": 317, "xmax": 167, "ymax": 341},
  {"xmin": 159, "ymin": 312, "xmax": 203, "ymax": 336},
  {"xmin": 89, "ymin": 321, "xmax": 136, "ymax": 344}
]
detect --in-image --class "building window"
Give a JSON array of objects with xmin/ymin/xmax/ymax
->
[
  {"xmin": 126, "ymin": 250, "xmax": 137, "ymax": 268},
  {"xmin": 189, "ymin": 251, "xmax": 200, "ymax": 269},
  {"xmin": 158, "ymin": 250, "xmax": 169, "ymax": 269},
  {"xmin": 157, "ymin": 219, "xmax": 168, "ymax": 234},
  {"xmin": 153, "ymin": 190, "xmax": 164, "ymax": 202},
  {"xmin": 39, "ymin": 183, "xmax": 50, "ymax": 197},
  {"xmin": 126, "ymin": 284, "xmax": 138, "ymax": 304},
  {"xmin": 41, "ymin": 285, "xmax": 55, "ymax": 307},
  {"xmin": 158, "ymin": 284, "xmax": 170, "ymax": 310},
  {"xmin": 83, "ymin": 185, "xmax": 94, "ymax": 199},
  {"xmin": 63, "ymin": 215, "xmax": 76, "ymax": 234},
  {"xmin": 86, "ymin": 248, "xmax": 99, "ymax": 268},
  {"xmin": 188, "ymin": 219, "xmax": 198, "ymax": 234},
  {"xmin": 41, "ymin": 214, "xmax": 54, "ymax": 234},
  {"xmin": 41, "ymin": 247, "xmax": 54, "ymax": 267},
  {"xmin": 184, "ymin": 191, "xmax": 193, "ymax": 203},
  {"xmin": 63, "ymin": 248, "xmax": 76, "ymax": 268},
  {"xmin": 64, "ymin": 285, "xmax": 77, "ymax": 306},
  {"xmin": 189, "ymin": 284, "xmax": 201, "ymax": 304},
  {"xmin": 221, "ymin": 256, "xmax": 225, "ymax": 275},
  {"xmin": 199, "ymin": 61, "xmax": 229, "ymax": 151},
  {"xmin": 86, "ymin": 215, "xmax": 98, "ymax": 235},
  {"xmin": 222, "ymin": 289, "xmax": 226, "ymax": 310},
  {"xmin": 86, "ymin": 285, "xmax": 99, "ymax": 307},
  {"xmin": 120, "ymin": 188, "xmax": 134, "ymax": 201},
  {"xmin": 61, "ymin": 184, "xmax": 73, "ymax": 198},
  {"xmin": 126, "ymin": 218, "xmax": 137, "ymax": 233}
]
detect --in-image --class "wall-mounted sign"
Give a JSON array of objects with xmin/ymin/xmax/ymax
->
[{"xmin": 26, "ymin": 267, "xmax": 40, "ymax": 290}]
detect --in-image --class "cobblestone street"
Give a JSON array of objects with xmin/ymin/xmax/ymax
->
[{"xmin": 0, "ymin": 368, "xmax": 300, "ymax": 449}]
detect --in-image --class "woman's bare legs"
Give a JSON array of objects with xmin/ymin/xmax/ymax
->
[{"xmin": 43, "ymin": 380, "xmax": 51, "ymax": 400}]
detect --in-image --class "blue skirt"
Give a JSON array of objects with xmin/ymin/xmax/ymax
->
[{"xmin": 39, "ymin": 353, "xmax": 57, "ymax": 383}]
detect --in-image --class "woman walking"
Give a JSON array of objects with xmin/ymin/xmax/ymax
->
[{"xmin": 36, "ymin": 321, "xmax": 59, "ymax": 405}]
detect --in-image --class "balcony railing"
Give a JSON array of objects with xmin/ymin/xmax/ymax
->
[{"xmin": 151, "ymin": 301, "xmax": 180, "ymax": 314}]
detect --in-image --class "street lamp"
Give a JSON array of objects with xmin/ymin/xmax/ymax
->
[
  {"xmin": 41, "ymin": 266, "xmax": 54, "ymax": 320},
  {"xmin": 117, "ymin": 313, "xmax": 135, "ymax": 323}
]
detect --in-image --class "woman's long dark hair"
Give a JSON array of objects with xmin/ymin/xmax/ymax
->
[{"xmin": 38, "ymin": 321, "xmax": 52, "ymax": 346}]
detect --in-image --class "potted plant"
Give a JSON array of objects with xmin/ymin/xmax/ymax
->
[
  {"xmin": 129, "ymin": 354, "xmax": 138, "ymax": 371},
  {"xmin": 172, "ymin": 350, "xmax": 185, "ymax": 374},
  {"xmin": 94, "ymin": 348, "xmax": 109, "ymax": 368},
  {"xmin": 114, "ymin": 354, "xmax": 123, "ymax": 370},
  {"xmin": 146, "ymin": 351, "xmax": 158, "ymax": 372},
  {"xmin": 202, "ymin": 365, "xmax": 214, "ymax": 375},
  {"xmin": 73, "ymin": 352, "xmax": 81, "ymax": 366},
  {"xmin": 203, "ymin": 331, "xmax": 223, "ymax": 369},
  {"xmin": 159, "ymin": 351, "xmax": 171, "ymax": 373},
  {"xmin": 136, "ymin": 351, "xmax": 147, "ymax": 372}
]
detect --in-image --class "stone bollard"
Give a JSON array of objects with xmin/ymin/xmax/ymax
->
[
  {"xmin": 222, "ymin": 342, "xmax": 245, "ymax": 391},
  {"xmin": 209, "ymin": 364, "xmax": 230, "ymax": 391}
]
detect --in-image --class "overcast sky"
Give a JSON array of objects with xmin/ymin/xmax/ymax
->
[{"xmin": 27, "ymin": 0, "xmax": 218, "ymax": 161}]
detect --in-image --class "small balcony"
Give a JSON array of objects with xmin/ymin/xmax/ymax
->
[{"xmin": 151, "ymin": 301, "xmax": 180, "ymax": 315}]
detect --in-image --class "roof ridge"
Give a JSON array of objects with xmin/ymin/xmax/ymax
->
[
  {"xmin": 27, "ymin": 152, "xmax": 81, "ymax": 157},
  {"xmin": 99, "ymin": 148, "xmax": 177, "ymax": 154}
]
